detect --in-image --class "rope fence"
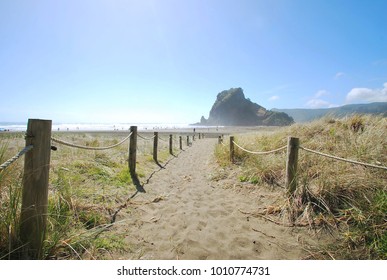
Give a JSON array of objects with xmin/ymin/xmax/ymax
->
[
  {"xmin": 232, "ymin": 141, "xmax": 287, "ymax": 155},
  {"xmin": 51, "ymin": 132, "xmax": 132, "ymax": 151},
  {"xmin": 0, "ymin": 145, "xmax": 33, "ymax": 171},
  {"xmin": 225, "ymin": 135, "xmax": 386, "ymax": 197},
  {"xmin": 228, "ymin": 136, "xmax": 387, "ymax": 170},
  {"xmin": 137, "ymin": 134, "xmax": 156, "ymax": 141},
  {"xmin": 1, "ymin": 119, "xmax": 203, "ymax": 258},
  {"xmin": 300, "ymin": 146, "xmax": 387, "ymax": 171},
  {"xmin": 158, "ymin": 135, "xmax": 169, "ymax": 142}
]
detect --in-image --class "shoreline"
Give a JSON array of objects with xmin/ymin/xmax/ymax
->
[{"xmin": 1, "ymin": 125, "xmax": 282, "ymax": 135}]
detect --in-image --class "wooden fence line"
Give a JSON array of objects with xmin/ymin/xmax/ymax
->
[
  {"xmin": 11, "ymin": 119, "xmax": 205, "ymax": 259},
  {"xmin": 227, "ymin": 134, "xmax": 386, "ymax": 198}
]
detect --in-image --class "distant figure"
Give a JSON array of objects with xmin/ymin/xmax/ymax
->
[{"xmin": 193, "ymin": 128, "xmax": 196, "ymax": 133}]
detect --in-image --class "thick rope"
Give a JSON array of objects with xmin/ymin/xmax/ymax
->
[
  {"xmin": 0, "ymin": 145, "xmax": 33, "ymax": 171},
  {"xmin": 137, "ymin": 134, "xmax": 156, "ymax": 141},
  {"xmin": 158, "ymin": 136, "xmax": 168, "ymax": 142},
  {"xmin": 232, "ymin": 141, "xmax": 287, "ymax": 155},
  {"xmin": 51, "ymin": 132, "xmax": 132, "ymax": 151},
  {"xmin": 300, "ymin": 146, "xmax": 387, "ymax": 171}
]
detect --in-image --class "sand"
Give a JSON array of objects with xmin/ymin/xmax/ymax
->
[{"xmin": 110, "ymin": 137, "xmax": 322, "ymax": 260}]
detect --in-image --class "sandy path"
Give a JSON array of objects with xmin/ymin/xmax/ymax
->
[{"xmin": 113, "ymin": 138, "xmax": 315, "ymax": 260}]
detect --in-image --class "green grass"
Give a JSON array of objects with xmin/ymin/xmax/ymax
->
[
  {"xmin": 0, "ymin": 131, "xmax": 178, "ymax": 259},
  {"xmin": 0, "ymin": 140, "xmax": 24, "ymax": 259},
  {"xmin": 215, "ymin": 115, "xmax": 387, "ymax": 259},
  {"xmin": 114, "ymin": 167, "xmax": 133, "ymax": 186}
]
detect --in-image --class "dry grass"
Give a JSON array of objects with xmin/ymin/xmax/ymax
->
[
  {"xmin": 0, "ymin": 131, "xmax": 180, "ymax": 259},
  {"xmin": 215, "ymin": 115, "xmax": 387, "ymax": 259}
]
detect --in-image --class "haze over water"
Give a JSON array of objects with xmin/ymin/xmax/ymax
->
[{"xmin": 0, "ymin": 122, "xmax": 198, "ymax": 132}]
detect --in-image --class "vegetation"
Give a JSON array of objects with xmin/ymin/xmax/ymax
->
[
  {"xmin": 273, "ymin": 102, "xmax": 387, "ymax": 123},
  {"xmin": 215, "ymin": 115, "xmax": 387, "ymax": 259},
  {"xmin": 0, "ymin": 131, "xmax": 175, "ymax": 259}
]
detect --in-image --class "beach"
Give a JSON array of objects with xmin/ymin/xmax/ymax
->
[
  {"xmin": 1, "ymin": 126, "xmax": 325, "ymax": 260},
  {"xmin": 108, "ymin": 137, "xmax": 322, "ymax": 260}
]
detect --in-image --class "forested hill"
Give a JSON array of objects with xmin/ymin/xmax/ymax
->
[{"xmin": 272, "ymin": 102, "xmax": 387, "ymax": 123}]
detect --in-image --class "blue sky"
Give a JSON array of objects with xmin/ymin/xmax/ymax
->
[{"xmin": 1, "ymin": 0, "xmax": 386, "ymax": 124}]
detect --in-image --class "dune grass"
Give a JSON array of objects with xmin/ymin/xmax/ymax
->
[
  {"xmin": 0, "ymin": 131, "xmax": 178, "ymax": 259},
  {"xmin": 215, "ymin": 115, "xmax": 387, "ymax": 259}
]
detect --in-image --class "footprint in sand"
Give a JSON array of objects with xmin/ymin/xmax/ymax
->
[
  {"xmin": 114, "ymin": 138, "xmax": 315, "ymax": 260},
  {"xmin": 196, "ymin": 220, "xmax": 207, "ymax": 231}
]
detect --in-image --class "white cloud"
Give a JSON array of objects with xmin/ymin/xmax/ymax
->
[
  {"xmin": 315, "ymin": 90, "xmax": 329, "ymax": 98},
  {"xmin": 346, "ymin": 82, "xmax": 387, "ymax": 103},
  {"xmin": 268, "ymin": 95, "xmax": 279, "ymax": 101},
  {"xmin": 306, "ymin": 99, "xmax": 331, "ymax": 108},
  {"xmin": 305, "ymin": 90, "xmax": 333, "ymax": 108}
]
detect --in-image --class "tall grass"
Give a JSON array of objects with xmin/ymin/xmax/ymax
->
[
  {"xmin": 0, "ymin": 140, "xmax": 24, "ymax": 259},
  {"xmin": 215, "ymin": 115, "xmax": 387, "ymax": 259},
  {"xmin": 0, "ymin": 131, "xmax": 174, "ymax": 259}
]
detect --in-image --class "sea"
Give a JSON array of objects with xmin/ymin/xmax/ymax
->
[{"xmin": 0, "ymin": 122, "xmax": 201, "ymax": 132}]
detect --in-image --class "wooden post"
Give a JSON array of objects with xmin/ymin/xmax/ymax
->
[
  {"xmin": 186, "ymin": 135, "xmax": 189, "ymax": 146},
  {"xmin": 193, "ymin": 134, "xmax": 195, "ymax": 141},
  {"xmin": 198, "ymin": 133, "xmax": 201, "ymax": 140},
  {"xmin": 285, "ymin": 137, "xmax": 299, "ymax": 196},
  {"xmin": 179, "ymin": 136, "xmax": 182, "ymax": 150},
  {"xmin": 129, "ymin": 126, "xmax": 137, "ymax": 175},
  {"xmin": 218, "ymin": 136, "xmax": 222, "ymax": 144},
  {"xmin": 20, "ymin": 119, "xmax": 52, "ymax": 259},
  {"xmin": 153, "ymin": 132, "xmax": 158, "ymax": 162},
  {"xmin": 169, "ymin": 134, "xmax": 173, "ymax": 155},
  {"xmin": 230, "ymin": 136, "xmax": 235, "ymax": 163}
]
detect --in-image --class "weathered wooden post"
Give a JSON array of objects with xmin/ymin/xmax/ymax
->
[
  {"xmin": 193, "ymin": 134, "xmax": 195, "ymax": 141},
  {"xmin": 198, "ymin": 133, "xmax": 201, "ymax": 140},
  {"xmin": 285, "ymin": 137, "xmax": 299, "ymax": 196},
  {"xmin": 218, "ymin": 136, "xmax": 222, "ymax": 144},
  {"xmin": 230, "ymin": 136, "xmax": 235, "ymax": 163},
  {"xmin": 186, "ymin": 135, "xmax": 190, "ymax": 146},
  {"xmin": 153, "ymin": 132, "xmax": 158, "ymax": 162},
  {"xmin": 20, "ymin": 119, "xmax": 52, "ymax": 259},
  {"xmin": 179, "ymin": 136, "xmax": 182, "ymax": 150},
  {"xmin": 129, "ymin": 126, "xmax": 137, "ymax": 175},
  {"xmin": 169, "ymin": 134, "xmax": 173, "ymax": 155}
]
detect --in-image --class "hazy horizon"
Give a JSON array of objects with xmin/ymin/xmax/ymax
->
[
  {"xmin": 2, "ymin": 100, "xmax": 386, "ymax": 125},
  {"xmin": 1, "ymin": 0, "xmax": 386, "ymax": 124}
]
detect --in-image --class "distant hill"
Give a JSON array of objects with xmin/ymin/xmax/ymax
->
[
  {"xmin": 273, "ymin": 102, "xmax": 387, "ymax": 123},
  {"xmin": 198, "ymin": 88, "xmax": 294, "ymax": 126}
]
